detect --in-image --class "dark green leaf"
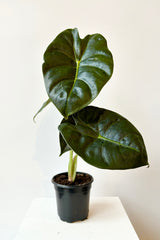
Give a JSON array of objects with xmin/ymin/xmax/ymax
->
[
  {"xmin": 59, "ymin": 116, "xmax": 75, "ymax": 155},
  {"xmin": 59, "ymin": 133, "xmax": 71, "ymax": 156},
  {"xmin": 43, "ymin": 28, "xmax": 113, "ymax": 118},
  {"xmin": 58, "ymin": 106, "xmax": 148, "ymax": 170}
]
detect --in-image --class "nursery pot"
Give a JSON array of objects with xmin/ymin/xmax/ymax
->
[{"xmin": 52, "ymin": 172, "xmax": 93, "ymax": 223}]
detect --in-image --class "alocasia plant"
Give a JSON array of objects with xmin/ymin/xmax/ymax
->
[{"xmin": 34, "ymin": 28, "xmax": 148, "ymax": 182}]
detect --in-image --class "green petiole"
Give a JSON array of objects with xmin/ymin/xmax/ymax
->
[{"xmin": 68, "ymin": 150, "xmax": 78, "ymax": 182}]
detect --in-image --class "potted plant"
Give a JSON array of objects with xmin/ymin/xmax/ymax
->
[{"xmin": 34, "ymin": 28, "xmax": 148, "ymax": 223}]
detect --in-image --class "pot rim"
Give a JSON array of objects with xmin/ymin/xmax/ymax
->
[{"xmin": 51, "ymin": 171, "xmax": 94, "ymax": 189}]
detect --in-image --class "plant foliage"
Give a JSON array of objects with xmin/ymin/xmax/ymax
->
[
  {"xmin": 42, "ymin": 28, "xmax": 113, "ymax": 119},
  {"xmin": 35, "ymin": 28, "xmax": 148, "ymax": 180},
  {"xmin": 59, "ymin": 106, "xmax": 148, "ymax": 169}
]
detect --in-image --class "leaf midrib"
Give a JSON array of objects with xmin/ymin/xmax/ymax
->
[
  {"xmin": 65, "ymin": 59, "xmax": 80, "ymax": 117},
  {"xmin": 98, "ymin": 134, "xmax": 140, "ymax": 153},
  {"xmin": 73, "ymin": 120, "xmax": 140, "ymax": 153},
  {"xmin": 65, "ymin": 35, "xmax": 91, "ymax": 117}
]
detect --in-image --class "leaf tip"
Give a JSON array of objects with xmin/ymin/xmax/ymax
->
[
  {"xmin": 147, "ymin": 163, "xmax": 150, "ymax": 168},
  {"xmin": 33, "ymin": 115, "xmax": 37, "ymax": 124}
]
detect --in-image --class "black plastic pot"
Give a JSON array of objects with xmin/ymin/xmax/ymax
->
[{"xmin": 52, "ymin": 172, "xmax": 93, "ymax": 223}]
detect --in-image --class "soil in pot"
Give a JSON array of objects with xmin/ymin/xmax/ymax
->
[{"xmin": 53, "ymin": 172, "xmax": 92, "ymax": 186}]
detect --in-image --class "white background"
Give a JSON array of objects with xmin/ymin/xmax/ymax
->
[{"xmin": 0, "ymin": 0, "xmax": 160, "ymax": 239}]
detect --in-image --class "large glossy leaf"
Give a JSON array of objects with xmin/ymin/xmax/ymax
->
[
  {"xmin": 58, "ymin": 106, "xmax": 148, "ymax": 169},
  {"xmin": 43, "ymin": 28, "xmax": 113, "ymax": 119}
]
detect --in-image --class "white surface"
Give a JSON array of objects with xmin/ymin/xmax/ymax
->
[
  {"xmin": 1, "ymin": 1, "xmax": 160, "ymax": 240},
  {"xmin": 14, "ymin": 197, "xmax": 139, "ymax": 240}
]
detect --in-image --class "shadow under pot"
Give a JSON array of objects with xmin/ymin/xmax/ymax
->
[{"xmin": 52, "ymin": 172, "xmax": 94, "ymax": 223}]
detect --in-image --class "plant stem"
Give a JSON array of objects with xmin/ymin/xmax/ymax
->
[{"xmin": 68, "ymin": 150, "xmax": 78, "ymax": 182}]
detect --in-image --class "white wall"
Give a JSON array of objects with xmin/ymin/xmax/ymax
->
[{"xmin": 0, "ymin": 0, "xmax": 160, "ymax": 239}]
